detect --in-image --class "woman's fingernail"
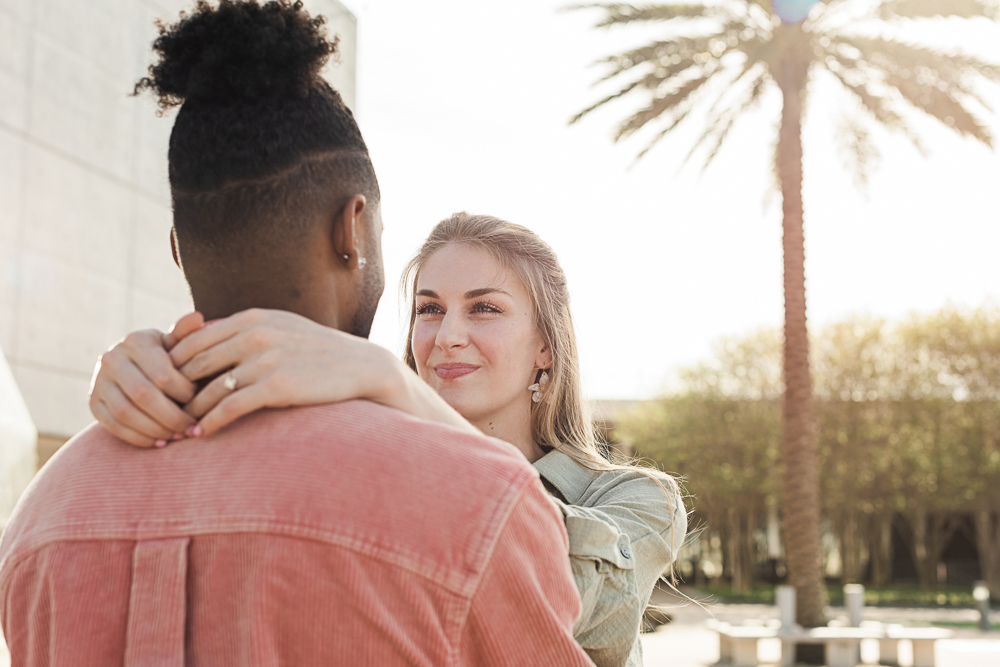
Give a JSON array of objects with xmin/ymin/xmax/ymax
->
[
  {"xmin": 172, "ymin": 433, "xmax": 185, "ymax": 441},
  {"xmin": 190, "ymin": 425, "xmax": 203, "ymax": 437},
  {"xmin": 185, "ymin": 425, "xmax": 199, "ymax": 437},
  {"xmin": 155, "ymin": 439, "xmax": 168, "ymax": 448}
]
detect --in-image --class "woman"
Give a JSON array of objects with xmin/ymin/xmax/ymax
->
[{"xmin": 91, "ymin": 213, "xmax": 687, "ymax": 667}]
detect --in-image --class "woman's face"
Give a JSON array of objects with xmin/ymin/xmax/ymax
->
[{"xmin": 411, "ymin": 242, "xmax": 551, "ymax": 428}]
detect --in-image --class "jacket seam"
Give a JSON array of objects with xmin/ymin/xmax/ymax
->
[
  {"xmin": 448, "ymin": 465, "xmax": 537, "ymax": 667},
  {"xmin": 0, "ymin": 521, "xmax": 477, "ymax": 596}
]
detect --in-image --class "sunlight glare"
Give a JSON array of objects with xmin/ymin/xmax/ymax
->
[{"xmin": 773, "ymin": 0, "xmax": 821, "ymax": 24}]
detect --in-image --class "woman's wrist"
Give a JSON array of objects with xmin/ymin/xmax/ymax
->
[{"xmin": 366, "ymin": 345, "xmax": 414, "ymax": 408}]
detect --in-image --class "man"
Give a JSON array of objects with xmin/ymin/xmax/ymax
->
[{"xmin": 0, "ymin": 2, "xmax": 592, "ymax": 665}]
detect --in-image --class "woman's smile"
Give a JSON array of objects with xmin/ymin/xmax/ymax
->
[{"xmin": 434, "ymin": 363, "xmax": 480, "ymax": 380}]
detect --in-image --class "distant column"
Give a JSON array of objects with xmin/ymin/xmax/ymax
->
[{"xmin": 844, "ymin": 584, "xmax": 864, "ymax": 627}]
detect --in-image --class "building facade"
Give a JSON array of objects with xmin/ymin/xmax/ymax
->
[{"xmin": 0, "ymin": 0, "xmax": 357, "ymax": 464}]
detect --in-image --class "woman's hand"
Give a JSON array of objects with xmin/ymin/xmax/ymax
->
[
  {"xmin": 171, "ymin": 308, "xmax": 479, "ymax": 438},
  {"xmin": 89, "ymin": 312, "xmax": 205, "ymax": 447}
]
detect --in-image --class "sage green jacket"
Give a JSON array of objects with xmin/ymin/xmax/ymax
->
[{"xmin": 533, "ymin": 450, "xmax": 687, "ymax": 667}]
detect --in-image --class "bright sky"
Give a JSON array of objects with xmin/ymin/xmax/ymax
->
[{"xmin": 339, "ymin": 0, "xmax": 1000, "ymax": 400}]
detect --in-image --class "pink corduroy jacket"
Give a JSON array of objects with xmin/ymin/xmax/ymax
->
[{"xmin": 0, "ymin": 401, "xmax": 594, "ymax": 667}]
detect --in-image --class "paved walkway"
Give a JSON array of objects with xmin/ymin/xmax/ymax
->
[{"xmin": 640, "ymin": 587, "xmax": 1000, "ymax": 667}]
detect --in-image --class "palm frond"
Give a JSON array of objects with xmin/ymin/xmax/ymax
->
[
  {"xmin": 825, "ymin": 67, "xmax": 925, "ymax": 153},
  {"xmin": 632, "ymin": 96, "xmax": 702, "ymax": 161},
  {"xmin": 835, "ymin": 114, "xmax": 881, "ymax": 190},
  {"xmin": 593, "ymin": 19, "xmax": 760, "ymax": 81},
  {"xmin": 576, "ymin": 19, "xmax": 767, "ymax": 126},
  {"xmin": 570, "ymin": 78, "xmax": 647, "ymax": 124},
  {"xmin": 592, "ymin": 39, "xmax": 701, "ymax": 83},
  {"xmin": 566, "ymin": 3, "xmax": 714, "ymax": 27},
  {"xmin": 615, "ymin": 70, "xmax": 718, "ymax": 140},
  {"xmin": 683, "ymin": 68, "xmax": 770, "ymax": 170},
  {"xmin": 702, "ymin": 34, "xmax": 775, "ymax": 119},
  {"xmin": 571, "ymin": 0, "xmax": 1000, "ymax": 172},
  {"xmin": 741, "ymin": 0, "xmax": 779, "ymax": 32},
  {"xmin": 832, "ymin": 35, "xmax": 997, "ymax": 146},
  {"xmin": 632, "ymin": 60, "xmax": 767, "ymax": 164},
  {"xmin": 843, "ymin": 35, "xmax": 1000, "ymax": 83},
  {"xmin": 878, "ymin": 0, "xmax": 998, "ymax": 21},
  {"xmin": 743, "ymin": 0, "xmax": 775, "ymax": 15},
  {"xmin": 882, "ymin": 68, "xmax": 994, "ymax": 146},
  {"xmin": 823, "ymin": 53, "xmax": 908, "ymax": 127}
]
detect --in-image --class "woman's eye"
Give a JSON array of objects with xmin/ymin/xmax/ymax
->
[
  {"xmin": 471, "ymin": 300, "xmax": 503, "ymax": 315},
  {"xmin": 416, "ymin": 303, "xmax": 443, "ymax": 316}
]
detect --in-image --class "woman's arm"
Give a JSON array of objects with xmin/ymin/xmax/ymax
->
[
  {"xmin": 537, "ymin": 455, "xmax": 687, "ymax": 667},
  {"xmin": 171, "ymin": 309, "xmax": 479, "ymax": 437},
  {"xmin": 89, "ymin": 309, "xmax": 478, "ymax": 447}
]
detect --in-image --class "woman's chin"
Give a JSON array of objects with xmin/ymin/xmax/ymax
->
[{"xmin": 437, "ymin": 389, "xmax": 475, "ymax": 416}]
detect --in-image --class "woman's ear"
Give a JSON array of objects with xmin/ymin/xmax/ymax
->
[{"xmin": 535, "ymin": 342, "xmax": 552, "ymax": 371}]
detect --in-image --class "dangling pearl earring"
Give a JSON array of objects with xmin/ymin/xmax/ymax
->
[{"xmin": 528, "ymin": 370, "xmax": 549, "ymax": 403}]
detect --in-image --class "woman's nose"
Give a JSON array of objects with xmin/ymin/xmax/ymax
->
[{"xmin": 435, "ymin": 312, "xmax": 468, "ymax": 350}]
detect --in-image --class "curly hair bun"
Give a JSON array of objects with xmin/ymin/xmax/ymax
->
[{"xmin": 138, "ymin": 0, "xmax": 337, "ymax": 108}]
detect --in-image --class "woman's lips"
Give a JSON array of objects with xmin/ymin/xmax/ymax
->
[{"xmin": 435, "ymin": 363, "xmax": 479, "ymax": 380}]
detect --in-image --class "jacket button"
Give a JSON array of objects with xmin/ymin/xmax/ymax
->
[{"xmin": 620, "ymin": 547, "xmax": 631, "ymax": 559}]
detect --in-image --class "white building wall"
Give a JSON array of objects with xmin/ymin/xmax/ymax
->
[{"xmin": 0, "ymin": 0, "xmax": 357, "ymax": 443}]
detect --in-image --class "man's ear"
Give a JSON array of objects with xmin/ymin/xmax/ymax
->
[
  {"xmin": 331, "ymin": 195, "xmax": 367, "ymax": 269},
  {"xmin": 169, "ymin": 228, "xmax": 181, "ymax": 269}
]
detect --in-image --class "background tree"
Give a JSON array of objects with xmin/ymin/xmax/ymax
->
[
  {"xmin": 571, "ymin": 0, "xmax": 1000, "ymax": 630},
  {"xmin": 628, "ymin": 330, "xmax": 783, "ymax": 592},
  {"xmin": 620, "ymin": 306, "xmax": 1000, "ymax": 599}
]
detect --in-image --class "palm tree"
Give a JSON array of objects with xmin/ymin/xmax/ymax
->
[{"xmin": 570, "ymin": 0, "xmax": 999, "ymax": 632}]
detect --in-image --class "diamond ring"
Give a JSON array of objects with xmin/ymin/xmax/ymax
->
[{"xmin": 223, "ymin": 371, "xmax": 238, "ymax": 391}]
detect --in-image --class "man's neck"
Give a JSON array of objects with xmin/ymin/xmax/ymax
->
[{"xmin": 190, "ymin": 279, "xmax": 343, "ymax": 330}]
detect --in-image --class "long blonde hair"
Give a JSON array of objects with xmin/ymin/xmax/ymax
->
[{"xmin": 401, "ymin": 212, "xmax": 675, "ymax": 485}]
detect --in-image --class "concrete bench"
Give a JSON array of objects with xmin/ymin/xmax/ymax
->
[
  {"xmin": 713, "ymin": 585, "xmax": 954, "ymax": 667},
  {"xmin": 879, "ymin": 625, "xmax": 953, "ymax": 667},
  {"xmin": 714, "ymin": 622, "xmax": 883, "ymax": 667},
  {"xmin": 800, "ymin": 626, "xmax": 885, "ymax": 667},
  {"xmin": 713, "ymin": 621, "xmax": 954, "ymax": 667},
  {"xmin": 712, "ymin": 622, "xmax": 777, "ymax": 667}
]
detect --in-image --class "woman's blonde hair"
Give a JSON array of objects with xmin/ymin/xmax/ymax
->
[{"xmin": 401, "ymin": 212, "xmax": 677, "ymax": 487}]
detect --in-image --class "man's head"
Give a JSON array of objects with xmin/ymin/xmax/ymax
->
[{"xmin": 138, "ymin": 0, "xmax": 384, "ymax": 337}]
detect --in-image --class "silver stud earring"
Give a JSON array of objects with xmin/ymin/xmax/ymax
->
[
  {"xmin": 343, "ymin": 254, "xmax": 367, "ymax": 269},
  {"xmin": 528, "ymin": 371, "xmax": 549, "ymax": 403}
]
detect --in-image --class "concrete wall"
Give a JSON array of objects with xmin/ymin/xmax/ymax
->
[{"xmin": 0, "ymin": 0, "xmax": 357, "ymax": 443}]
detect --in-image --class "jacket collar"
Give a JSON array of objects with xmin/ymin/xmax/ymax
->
[{"xmin": 532, "ymin": 448, "xmax": 598, "ymax": 505}]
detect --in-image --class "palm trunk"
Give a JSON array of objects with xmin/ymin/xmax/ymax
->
[{"xmin": 776, "ymin": 34, "xmax": 827, "ymax": 630}]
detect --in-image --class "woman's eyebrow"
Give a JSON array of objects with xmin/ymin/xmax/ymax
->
[
  {"xmin": 465, "ymin": 287, "xmax": 511, "ymax": 299},
  {"xmin": 416, "ymin": 287, "xmax": 512, "ymax": 299}
]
